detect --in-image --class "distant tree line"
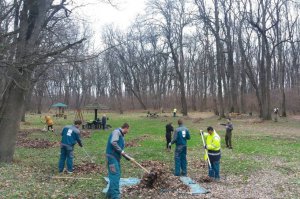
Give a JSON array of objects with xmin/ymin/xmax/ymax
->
[{"xmin": 31, "ymin": 0, "xmax": 300, "ymax": 119}]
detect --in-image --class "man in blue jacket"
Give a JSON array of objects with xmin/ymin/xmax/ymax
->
[
  {"xmin": 106, "ymin": 123, "xmax": 131, "ymax": 199},
  {"xmin": 169, "ymin": 119, "xmax": 191, "ymax": 176},
  {"xmin": 58, "ymin": 120, "xmax": 83, "ymax": 174}
]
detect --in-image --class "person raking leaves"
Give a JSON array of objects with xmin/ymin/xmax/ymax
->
[
  {"xmin": 58, "ymin": 120, "xmax": 83, "ymax": 174},
  {"xmin": 105, "ymin": 123, "xmax": 131, "ymax": 199},
  {"xmin": 201, "ymin": 126, "xmax": 221, "ymax": 181}
]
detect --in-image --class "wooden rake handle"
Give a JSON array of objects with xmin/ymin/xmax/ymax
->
[{"xmin": 130, "ymin": 158, "xmax": 150, "ymax": 174}]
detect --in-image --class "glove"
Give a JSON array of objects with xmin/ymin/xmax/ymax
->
[
  {"xmin": 200, "ymin": 130, "xmax": 203, "ymax": 135},
  {"xmin": 168, "ymin": 142, "xmax": 172, "ymax": 147},
  {"xmin": 121, "ymin": 151, "xmax": 132, "ymax": 161},
  {"xmin": 203, "ymin": 145, "xmax": 207, "ymax": 149},
  {"xmin": 78, "ymin": 141, "xmax": 83, "ymax": 147}
]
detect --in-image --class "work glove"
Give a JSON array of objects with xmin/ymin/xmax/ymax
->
[
  {"xmin": 203, "ymin": 145, "xmax": 207, "ymax": 150},
  {"xmin": 78, "ymin": 141, "xmax": 83, "ymax": 147},
  {"xmin": 200, "ymin": 130, "xmax": 203, "ymax": 135},
  {"xmin": 168, "ymin": 142, "xmax": 172, "ymax": 147},
  {"xmin": 121, "ymin": 151, "xmax": 132, "ymax": 161}
]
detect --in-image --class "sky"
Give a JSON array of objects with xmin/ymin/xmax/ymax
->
[{"xmin": 71, "ymin": 0, "xmax": 147, "ymax": 47}]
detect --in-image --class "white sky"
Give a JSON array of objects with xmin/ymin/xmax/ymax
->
[{"xmin": 71, "ymin": 0, "xmax": 146, "ymax": 46}]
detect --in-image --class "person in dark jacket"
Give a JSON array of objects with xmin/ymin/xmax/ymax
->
[
  {"xmin": 220, "ymin": 118, "xmax": 233, "ymax": 149},
  {"xmin": 106, "ymin": 123, "xmax": 131, "ymax": 199},
  {"xmin": 165, "ymin": 122, "xmax": 174, "ymax": 151},
  {"xmin": 102, "ymin": 114, "xmax": 107, "ymax": 130},
  {"xmin": 58, "ymin": 120, "xmax": 83, "ymax": 173},
  {"xmin": 169, "ymin": 119, "xmax": 191, "ymax": 176}
]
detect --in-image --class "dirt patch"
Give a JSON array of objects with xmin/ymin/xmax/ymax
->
[
  {"xmin": 192, "ymin": 117, "xmax": 204, "ymax": 123},
  {"xmin": 16, "ymin": 138, "xmax": 60, "ymax": 148},
  {"xmin": 126, "ymin": 135, "xmax": 150, "ymax": 147},
  {"xmin": 123, "ymin": 160, "xmax": 189, "ymax": 198},
  {"xmin": 80, "ymin": 130, "xmax": 92, "ymax": 138},
  {"xmin": 73, "ymin": 161, "xmax": 104, "ymax": 174}
]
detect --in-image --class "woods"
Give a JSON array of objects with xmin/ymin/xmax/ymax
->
[{"xmin": 1, "ymin": 0, "xmax": 300, "ymax": 162}]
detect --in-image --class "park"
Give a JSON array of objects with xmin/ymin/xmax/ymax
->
[
  {"xmin": 1, "ymin": 0, "xmax": 300, "ymax": 198},
  {"xmin": 0, "ymin": 110, "xmax": 299, "ymax": 198}
]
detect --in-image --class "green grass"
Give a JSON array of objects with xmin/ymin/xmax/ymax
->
[{"xmin": 0, "ymin": 111, "xmax": 299, "ymax": 198}]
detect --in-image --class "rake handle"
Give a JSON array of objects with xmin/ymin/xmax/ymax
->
[
  {"xmin": 200, "ymin": 130, "xmax": 212, "ymax": 168},
  {"xmin": 130, "ymin": 158, "xmax": 150, "ymax": 174}
]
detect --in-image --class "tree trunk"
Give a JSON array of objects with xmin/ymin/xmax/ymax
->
[{"xmin": 0, "ymin": 81, "xmax": 26, "ymax": 162}]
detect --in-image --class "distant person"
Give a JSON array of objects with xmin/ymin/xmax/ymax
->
[
  {"xmin": 58, "ymin": 120, "xmax": 83, "ymax": 174},
  {"xmin": 220, "ymin": 118, "xmax": 233, "ymax": 149},
  {"xmin": 106, "ymin": 123, "xmax": 131, "ymax": 199},
  {"xmin": 45, "ymin": 115, "xmax": 54, "ymax": 132},
  {"xmin": 273, "ymin": 107, "xmax": 279, "ymax": 122},
  {"xmin": 202, "ymin": 126, "xmax": 221, "ymax": 181},
  {"xmin": 165, "ymin": 122, "xmax": 174, "ymax": 151},
  {"xmin": 102, "ymin": 114, "xmax": 107, "ymax": 130},
  {"xmin": 173, "ymin": 108, "xmax": 177, "ymax": 117},
  {"xmin": 169, "ymin": 119, "xmax": 190, "ymax": 176}
]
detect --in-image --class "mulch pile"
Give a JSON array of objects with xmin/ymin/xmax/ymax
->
[
  {"xmin": 125, "ymin": 135, "xmax": 149, "ymax": 147},
  {"xmin": 123, "ymin": 160, "xmax": 189, "ymax": 197},
  {"xmin": 73, "ymin": 161, "xmax": 104, "ymax": 174}
]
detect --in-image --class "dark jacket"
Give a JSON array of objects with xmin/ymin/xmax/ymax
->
[
  {"xmin": 166, "ymin": 124, "xmax": 174, "ymax": 138},
  {"xmin": 61, "ymin": 125, "xmax": 82, "ymax": 147},
  {"xmin": 106, "ymin": 128, "xmax": 125, "ymax": 161},
  {"xmin": 171, "ymin": 125, "xmax": 191, "ymax": 146}
]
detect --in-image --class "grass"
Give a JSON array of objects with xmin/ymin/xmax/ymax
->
[{"xmin": 0, "ymin": 111, "xmax": 300, "ymax": 198}]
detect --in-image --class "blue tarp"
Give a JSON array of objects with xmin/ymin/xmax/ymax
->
[
  {"xmin": 102, "ymin": 176, "xmax": 209, "ymax": 195},
  {"xmin": 102, "ymin": 177, "xmax": 140, "ymax": 193},
  {"xmin": 180, "ymin": 176, "xmax": 210, "ymax": 194}
]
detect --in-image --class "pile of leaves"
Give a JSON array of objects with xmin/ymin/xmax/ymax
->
[
  {"xmin": 16, "ymin": 138, "xmax": 60, "ymax": 148},
  {"xmin": 16, "ymin": 131, "xmax": 60, "ymax": 148},
  {"xmin": 73, "ymin": 161, "xmax": 103, "ymax": 174},
  {"xmin": 80, "ymin": 130, "xmax": 91, "ymax": 138},
  {"xmin": 125, "ymin": 135, "xmax": 149, "ymax": 147},
  {"xmin": 188, "ymin": 159, "xmax": 206, "ymax": 170},
  {"xmin": 123, "ymin": 161, "xmax": 189, "ymax": 197}
]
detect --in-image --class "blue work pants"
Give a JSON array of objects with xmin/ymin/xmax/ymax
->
[
  {"xmin": 208, "ymin": 160, "xmax": 220, "ymax": 180},
  {"xmin": 106, "ymin": 156, "xmax": 121, "ymax": 199},
  {"xmin": 174, "ymin": 145, "xmax": 187, "ymax": 176},
  {"xmin": 58, "ymin": 145, "xmax": 74, "ymax": 172}
]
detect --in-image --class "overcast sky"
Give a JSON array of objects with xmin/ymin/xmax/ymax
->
[{"xmin": 72, "ymin": 0, "xmax": 146, "ymax": 46}]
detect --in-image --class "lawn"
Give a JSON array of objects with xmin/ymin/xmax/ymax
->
[{"xmin": 0, "ymin": 111, "xmax": 299, "ymax": 198}]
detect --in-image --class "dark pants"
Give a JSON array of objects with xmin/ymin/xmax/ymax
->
[
  {"xmin": 173, "ymin": 112, "xmax": 176, "ymax": 117},
  {"xmin": 48, "ymin": 125, "xmax": 53, "ymax": 131},
  {"xmin": 106, "ymin": 156, "xmax": 121, "ymax": 199},
  {"xmin": 102, "ymin": 122, "xmax": 106, "ymax": 130},
  {"xmin": 225, "ymin": 131, "xmax": 232, "ymax": 147},
  {"xmin": 174, "ymin": 145, "xmax": 187, "ymax": 176},
  {"xmin": 166, "ymin": 134, "xmax": 171, "ymax": 149},
  {"xmin": 208, "ymin": 154, "xmax": 221, "ymax": 180},
  {"xmin": 58, "ymin": 145, "xmax": 74, "ymax": 172}
]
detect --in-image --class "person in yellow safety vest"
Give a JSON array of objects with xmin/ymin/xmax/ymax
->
[
  {"xmin": 45, "ymin": 116, "xmax": 54, "ymax": 132},
  {"xmin": 173, "ymin": 108, "xmax": 177, "ymax": 117},
  {"xmin": 202, "ymin": 126, "xmax": 221, "ymax": 180}
]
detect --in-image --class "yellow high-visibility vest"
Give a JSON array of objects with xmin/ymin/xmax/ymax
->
[{"xmin": 204, "ymin": 131, "xmax": 221, "ymax": 151}]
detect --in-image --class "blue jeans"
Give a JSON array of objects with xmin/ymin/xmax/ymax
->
[
  {"xmin": 208, "ymin": 161, "xmax": 220, "ymax": 180},
  {"xmin": 174, "ymin": 145, "xmax": 187, "ymax": 176},
  {"xmin": 106, "ymin": 156, "xmax": 121, "ymax": 199},
  {"xmin": 58, "ymin": 145, "xmax": 74, "ymax": 172}
]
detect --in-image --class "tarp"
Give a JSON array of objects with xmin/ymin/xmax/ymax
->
[
  {"xmin": 102, "ymin": 177, "xmax": 140, "ymax": 193},
  {"xmin": 51, "ymin": 103, "xmax": 68, "ymax": 107},
  {"xmin": 180, "ymin": 176, "xmax": 210, "ymax": 194},
  {"xmin": 102, "ymin": 176, "xmax": 209, "ymax": 195}
]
